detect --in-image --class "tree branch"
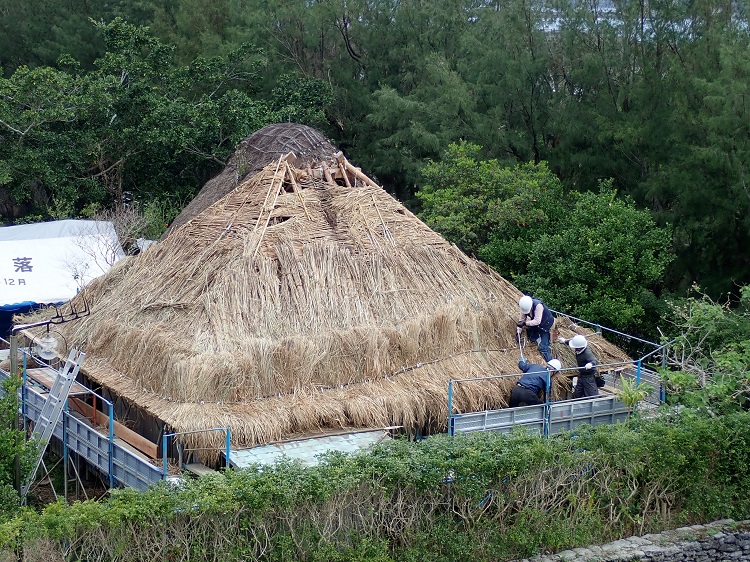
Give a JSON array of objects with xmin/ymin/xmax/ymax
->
[
  {"xmin": 0, "ymin": 117, "xmax": 25, "ymax": 136},
  {"xmin": 185, "ymin": 145, "xmax": 226, "ymax": 166},
  {"xmin": 335, "ymin": 14, "xmax": 362, "ymax": 64}
]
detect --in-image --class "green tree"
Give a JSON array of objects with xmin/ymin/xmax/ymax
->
[
  {"xmin": 365, "ymin": 55, "xmax": 479, "ymax": 191},
  {"xmin": 548, "ymin": 0, "xmax": 655, "ymax": 193},
  {"xmin": 514, "ymin": 184, "xmax": 673, "ymax": 331},
  {"xmin": 465, "ymin": 0, "xmax": 557, "ymax": 165},
  {"xmin": 643, "ymin": 32, "xmax": 750, "ymax": 296},
  {"xmin": 0, "ymin": 0, "xmax": 104, "ymax": 76},
  {"xmin": 0, "ymin": 376, "xmax": 34, "ymax": 517},
  {"xmin": 417, "ymin": 141, "xmax": 565, "ymax": 260},
  {"xmin": 0, "ymin": 19, "xmax": 333, "ymax": 226},
  {"xmin": 548, "ymin": 0, "xmax": 750, "ymax": 299},
  {"xmin": 418, "ymin": 144, "xmax": 673, "ymax": 333},
  {"xmin": 269, "ymin": 73, "xmax": 334, "ymax": 129}
]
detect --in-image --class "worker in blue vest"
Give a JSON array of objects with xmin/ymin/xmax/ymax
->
[
  {"xmin": 510, "ymin": 358, "xmax": 562, "ymax": 407},
  {"xmin": 516, "ymin": 295, "xmax": 555, "ymax": 362}
]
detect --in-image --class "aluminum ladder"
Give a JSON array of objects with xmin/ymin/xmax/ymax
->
[{"xmin": 20, "ymin": 348, "xmax": 86, "ymax": 498}]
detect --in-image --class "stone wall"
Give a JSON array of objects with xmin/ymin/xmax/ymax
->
[{"xmin": 518, "ymin": 519, "xmax": 750, "ymax": 562}]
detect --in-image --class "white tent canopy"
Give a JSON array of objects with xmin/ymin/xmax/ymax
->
[{"xmin": 0, "ymin": 220, "xmax": 124, "ymax": 309}]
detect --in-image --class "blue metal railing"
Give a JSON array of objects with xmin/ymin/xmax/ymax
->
[
  {"xmin": 1, "ymin": 338, "xmax": 161, "ymax": 491},
  {"xmin": 2, "ymin": 360, "xmax": 163, "ymax": 491},
  {"xmin": 549, "ymin": 309, "xmax": 662, "ymax": 349},
  {"xmin": 2, "ymin": 312, "xmax": 675, "ymax": 489},
  {"xmin": 550, "ymin": 309, "xmax": 676, "ymax": 369},
  {"xmin": 448, "ymin": 357, "xmax": 665, "ymax": 438},
  {"xmin": 2, "ymin": 336, "xmax": 234, "ymax": 490}
]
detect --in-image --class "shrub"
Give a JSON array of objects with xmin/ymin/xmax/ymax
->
[{"xmin": 3, "ymin": 411, "xmax": 750, "ymax": 561}]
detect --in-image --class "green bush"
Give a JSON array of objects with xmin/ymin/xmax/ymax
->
[
  {"xmin": 663, "ymin": 285, "xmax": 750, "ymax": 414},
  {"xmin": 3, "ymin": 411, "xmax": 750, "ymax": 561},
  {"xmin": 416, "ymin": 144, "xmax": 673, "ymax": 335}
]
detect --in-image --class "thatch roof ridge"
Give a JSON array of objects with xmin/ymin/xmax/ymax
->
[{"xmin": 162, "ymin": 123, "xmax": 338, "ymax": 239}]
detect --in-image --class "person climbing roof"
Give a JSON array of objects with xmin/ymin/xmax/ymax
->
[{"xmin": 516, "ymin": 295, "xmax": 555, "ymax": 362}]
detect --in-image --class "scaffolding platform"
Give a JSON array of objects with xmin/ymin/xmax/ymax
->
[
  {"xmin": 2, "ymin": 364, "xmax": 164, "ymax": 492},
  {"xmin": 26, "ymin": 367, "xmax": 89, "ymax": 396}
]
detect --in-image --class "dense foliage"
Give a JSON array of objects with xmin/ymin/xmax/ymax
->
[
  {"xmin": 1, "ymin": 411, "xmax": 750, "ymax": 561},
  {"xmin": 0, "ymin": 19, "xmax": 332, "ymax": 229},
  {"xmin": 0, "ymin": 377, "xmax": 35, "ymax": 519},
  {"xmin": 418, "ymin": 143, "xmax": 673, "ymax": 333},
  {"xmin": 512, "ymin": 186, "xmax": 673, "ymax": 332},
  {"xmin": 662, "ymin": 285, "xmax": 750, "ymax": 414},
  {"xmin": 417, "ymin": 142, "xmax": 567, "ymax": 262}
]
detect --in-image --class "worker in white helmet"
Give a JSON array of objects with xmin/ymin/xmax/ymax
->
[
  {"xmin": 510, "ymin": 358, "xmax": 562, "ymax": 407},
  {"xmin": 516, "ymin": 295, "xmax": 555, "ymax": 362},
  {"xmin": 557, "ymin": 334, "xmax": 599, "ymax": 397}
]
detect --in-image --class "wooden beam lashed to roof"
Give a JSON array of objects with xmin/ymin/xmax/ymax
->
[
  {"xmin": 371, "ymin": 193, "xmax": 395, "ymax": 246},
  {"xmin": 335, "ymin": 152, "xmax": 352, "ymax": 188},
  {"xmin": 322, "ymin": 162, "xmax": 335, "ymax": 184},
  {"xmin": 251, "ymin": 153, "xmax": 295, "ymax": 258},
  {"xmin": 344, "ymin": 158, "xmax": 380, "ymax": 189},
  {"xmin": 285, "ymin": 160, "xmax": 312, "ymax": 221}
]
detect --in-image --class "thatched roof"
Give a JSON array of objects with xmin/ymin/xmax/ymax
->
[
  {"xmin": 162, "ymin": 123, "xmax": 338, "ymax": 239},
  {"xmin": 31, "ymin": 124, "xmax": 630, "ymax": 458}
]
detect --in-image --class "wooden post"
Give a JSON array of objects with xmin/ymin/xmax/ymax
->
[
  {"xmin": 322, "ymin": 163, "xmax": 335, "ymax": 184},
  {"xmin": 335, "ymin": 152, "xmax": 352, "ymax": 187},
  {"xmin": 285, "ymin": 161, "xmax": 312, "ymax": 220}
]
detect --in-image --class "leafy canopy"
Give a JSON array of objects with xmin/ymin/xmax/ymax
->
[
  {"xmin": 417, "ymin": 141, "xmax": 565, "ymax": 261},
  {"xmin": 0, "ymin": 377, "xmax": 35, "ymax": 517},
  {"xmin": 417, "ymin": 142, "xmax": 673, "ymax": 333},
  {"xmin": 513, "ymin": 184, "xmax": 673, "ymax": 331},
  {"xmin": 0, "ymin": 18, "xmax": 333, "ymax": 227}
]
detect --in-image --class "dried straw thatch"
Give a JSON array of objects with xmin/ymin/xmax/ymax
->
[
  {"xmin": 27, "ymin": 124, "xmax": 630, "ymax": 458},
  {"xmin": 162, "ymin": 124, "xmax": 338, "ymax": 239}
]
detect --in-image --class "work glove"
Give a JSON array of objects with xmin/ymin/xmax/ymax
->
[
  {"xmin": 584, "ymin": 362, "xmax": 593, "ymax": 370},
  {"xmin": 516, "ymin": 320, "xmax": 526, "ymax": 328},
  {"xmin": 556, "ymin": 336, "xmax": 567, "ymax": 344},
  {"xmin": 516, "ymin": 326, "xmax": 523, "ymax": 335}
]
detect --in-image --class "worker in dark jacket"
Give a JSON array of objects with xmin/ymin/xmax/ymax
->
[
  {"xmin": 517, "ymin": 295, "xmax": 555, "ymax": 362},
  {"xmin": 510, "ymin": 358, "xmax": 562, "ymax": 407},
  {"xmin": 558, "ymin": 334, "xmax": 599, "ymax": 398}
]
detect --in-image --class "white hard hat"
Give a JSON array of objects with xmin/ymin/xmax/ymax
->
[
  {"xmin": 569, "ymin": 335, "xmax": 588, "ymax": 349},
  {"xmin": 547, "ymin": 359, "xmax": 562, "ymax": 371},
  {"xmin": 519, "ymin": 295, "xmax": 533, "ymax": 314}
]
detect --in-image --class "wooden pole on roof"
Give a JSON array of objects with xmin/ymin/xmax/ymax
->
[
  {"xmin": 322, "ymin": 163, "xmax": 335, "ymax": 184},
  {"xmin": 371, "ymin": 193, "xmax": 395, "ymax": 245},
  {"xmin": 252, "ymin": 154, "xmax": 292, "ymax": 258},
  {"xmin": 252, "ymin": 155, "xmax": 288, "ymax": 233},
  {"xmin": 344, "ymin": 159, "xmax": 380, "ymax": 188},
  {"xmin": 335, "ymin": 152, "xmax": 352, "ymax": 188},
  {"xmin": 285, "ymin": 161, "xmax": 312, "ymax": 221}
]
